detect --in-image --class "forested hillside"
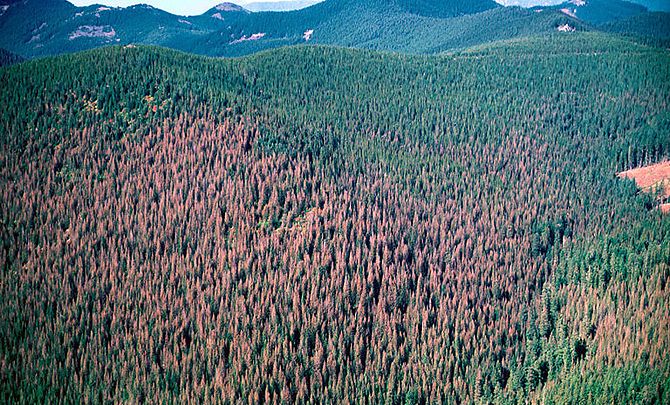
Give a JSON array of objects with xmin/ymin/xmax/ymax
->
[
  {"xmin": 1, "ymin": 32, "xmax": 668, "ymax": 403},
  {"xmin": 244, "ymin": 0, "xmax": 324, "ymax": 12},
  {"xmin": 601, "ymin": 11, "xmax": 670, "ymax": 47},
  {"xmin": 0, "ymin": 48, "xmax": 23, "ymax": 66},
  {"xmin": 532, "ymin": 0, "xmax": 670, "ymax": 46},
  {"xmin": 0, "ymin": 0, "xmax": 593, "ymax": 58},
  {"xmin": 539, "ymin": 0, "xmax": 648, "ymax": 25},
  {"xmin": 3, "ymin": 0, "xmax": 669, "ymax": 60}
]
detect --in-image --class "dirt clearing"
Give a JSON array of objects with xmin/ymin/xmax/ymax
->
[{"xmin": 618, "ymin": 161, "xmax": 670, "ymax": 198}]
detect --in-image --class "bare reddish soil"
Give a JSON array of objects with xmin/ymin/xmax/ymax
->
[{"xmin": 618, "ymin": 161, "xmax": 670, "ymax": 199}]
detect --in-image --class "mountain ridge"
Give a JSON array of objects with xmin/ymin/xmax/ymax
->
[
  {"xmin": 0, "ymin": 0, "xmax": 666, "ymax": 59},
  {"xmin": 244, "ymin": 0, "xmax": 324, "ymax": 12},
  {"xmin": 533, "ymin": 0, "xmax": 648, "ymax": 25},
  {"xmin": 0, "ymin": 0, "xmax": 582, "ymax": 58}
]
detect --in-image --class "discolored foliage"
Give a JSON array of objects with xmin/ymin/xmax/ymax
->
[{"xmin": 0, "ymin": 33, "xmax": 669, "ymax": 403}]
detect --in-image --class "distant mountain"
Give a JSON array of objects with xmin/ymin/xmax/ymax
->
[
  {"xmin": 189, "ymin": 0, "xmax": 584, "ymax": 56},
  {"xmin": 0, "ymin": 0, "xmax": 664, "ymax": 59},
  {"xmin": 530, "ymin": 0, "xmax": 670, "ymax": 47},
  {"xmin": 392, "ymin": 0, "xmax": 501, "ymax": 18},
  {"xmin": 628, "ymin": 0, "xmax": 670, "ymax": 12},
  {"xmin": 244, "ymin": 0, "xmax": 324, "ymax": 12},
  {"xmin": 0, "ymin": 0, "xmax": 581, "ymax": 58},
  {"xmin": 601, "ymin": 11, "xmax": 670, "ymax": 47},
  {"xmin": 0, "ymin": 0, "xmax": 235, "ymax": 57},
  {"xmin": 534, "ymin": 0, "xmax": 648, "ymax": 25}
]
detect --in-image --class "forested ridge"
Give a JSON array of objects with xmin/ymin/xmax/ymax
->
[
  {"xmin": 1, "ymin": 33, "xmax": 669, "ymax": 403},
  {"xmin": 2, "ymin": 0, "xmax": 663, "ymax": 59}
]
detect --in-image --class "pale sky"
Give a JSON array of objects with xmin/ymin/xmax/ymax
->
[{"xmin": 67, "ymin": 1, "xmax": 568, "ymax": 16}]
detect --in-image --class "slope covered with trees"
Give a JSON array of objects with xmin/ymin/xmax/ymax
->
[
  {"xmin": 281, "ymin": 5, "xmax": 582, "ymax": 55},
  {"xmin": 600, "ymin": 11, "xmax": 670, "ymax": 48},
  {"xmin": 1, "ymin": 32, "xmax": 669, "ymax": 403},
  {"xmin": 539, "ymin": 0, "xmax": 648, "ymax": 25},
  {"xmin": 535, "ymin": 0, "xmax": 670, "ymax": 48},
  {"xmin": 3, "ymin": 0, "xmax": 669, "ymax": 60},
  {"xmin": 0, "ymin": 0, "xmax": 585, "ymax": 58},
  {"xmin": 0, "ymin": 48, "xmax": 23, "ymax": 66},
  {"xmin": 244, "ymin": 0, "xmax": 324, "ymax": 12}
]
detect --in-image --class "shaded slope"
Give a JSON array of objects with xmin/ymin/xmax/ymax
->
[
  {"xmin": 314, "ymin": 6, "xmax": 584, "ymax": 54},
  {"xmin": 571, "ymin": 0, "xmax": 647, "ymax": 24},
  {"xmin": 530, "ymin": 0, "xmax": 669, "ymax": 49},
  {"xmin": 536, "ymin": 0, "xmax": 648, "ymax": 25},
  {"xmin": 600, "ymin": 11, "xmax": 670, "ymax": 47},
  {"xmin": 366, "ymin": 0, "xmax": 501, "ymax": 18},
  {"xmin": 0, "ymin": 48, "xmax": 23, "ymax": 66},
  {"xmin": 194, "ymin": 4, "xmax": 584, "ymax": 56},
  {"xmin": 244, "ymin": 1, "xmax": 325, "ymax": 12},
  {"xmin": 0, "ymin": 0, "xmax": 238, "ymax": 58},
  {"xmin": 628, "ymin": 0, "xmax": 670, "ymax": 12}
]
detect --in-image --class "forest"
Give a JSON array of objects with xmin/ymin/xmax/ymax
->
[
  {"xmin": 2, "ymin": 0, "xmax": 668, "ymax": 59},
  {"xmin": 0, "ymin": 48, "xmax": 23, "ymax": 67},
  {"xmin": 0, "ymin": 32, "xmax": 669, "ymax": 403}
]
